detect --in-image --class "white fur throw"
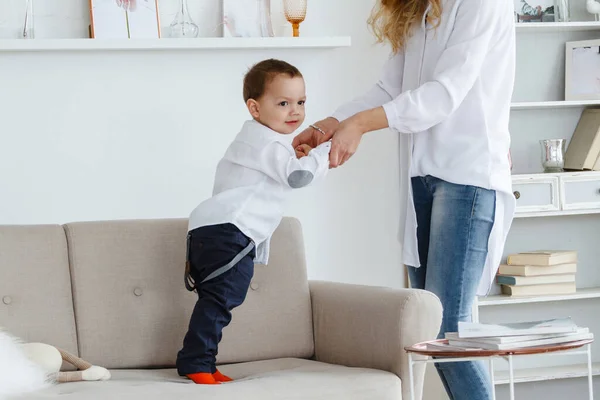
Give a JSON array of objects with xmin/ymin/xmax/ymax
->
[{"xmin": 0, "ymin": 330, "xmax": 49, "ymax": 400}]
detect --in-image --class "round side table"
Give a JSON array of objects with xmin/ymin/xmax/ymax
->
[{"xmin": 405, "ymin": 338, "xmax": 593, "ymax": 400}]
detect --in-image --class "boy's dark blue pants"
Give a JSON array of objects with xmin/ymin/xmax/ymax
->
[{"xmin": 176, "ymin": 223, "xmax": 255, "ymax": 375}]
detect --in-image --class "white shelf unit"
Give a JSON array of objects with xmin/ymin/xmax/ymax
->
[
  {"xmin": 511, "ymin": 100, "xmax": 600, "ymax": 110},
  {"xmin": 0, "ymin": 37, "xmax": 351, "ymax": 52},
  {"xmin": 515, "ymin": 21, "xmax": 600, "ymax": 32},
  {"xmin": 479, "ymin": 286, "xmax": 600, "ymax": 306},
  {"xmin": 473, "ymin": 170, "xmax": 600, "ymax": 384},
  {"xmin": 474, "ymin": 13, "xmax": 600, "ymax": 390}
]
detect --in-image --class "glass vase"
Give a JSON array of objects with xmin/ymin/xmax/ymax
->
[
  {"xmin": 168, "ymin": 0, "xmax": 199, "ymax": 38},
  {"xmin": 554, "ymin": 0, "xmax": 570, "ymax": 22},
  {"xmin": 540, "ymin": 139, "xmax": 566, "ymax": 173},
  {"xmin": 21, "ymin": 0, "xmax": 34, "ymax": 39},
  {"xmin": 258, "ymin": 0, "xmax": 274, "ymax": 37}
]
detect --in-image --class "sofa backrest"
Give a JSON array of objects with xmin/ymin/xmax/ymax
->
[
  {"xmin": 63, "ymin": 217, "xmax": 315, "ymax": 369},
  {"xmin": 0, "ymin": 225, "xmax": 78, "ymax": 356}
]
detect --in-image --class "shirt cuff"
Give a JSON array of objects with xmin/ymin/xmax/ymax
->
[
  {"xmin": 313, "ymin": 141, "xmax": 331, "ymax": 156},
  {"xmin": 331, "ymin": 110, "xmax": 348, "ymax": 122},
  {"xmin": 382, "ymin": 101, "xmax": 399, "ymax": 132}
]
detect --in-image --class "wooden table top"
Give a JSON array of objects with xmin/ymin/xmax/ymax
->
[{"xmin": 405, "ymin": 338, "xmax": 593, "ymax": 358}]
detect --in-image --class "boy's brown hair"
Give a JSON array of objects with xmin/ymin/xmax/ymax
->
[{"xmin": 243, "ymin": 59, "xmax": 303, "ymax": 102}]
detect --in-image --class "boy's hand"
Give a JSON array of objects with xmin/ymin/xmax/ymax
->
[{"xmin": 295, "ymin": 144, "xmax": 313, "ymax": 159}]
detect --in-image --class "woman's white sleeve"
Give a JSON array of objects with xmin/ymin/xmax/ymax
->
[{"xmin": 331, "ymin": 53, "xmax": 404, "ymax": 122}]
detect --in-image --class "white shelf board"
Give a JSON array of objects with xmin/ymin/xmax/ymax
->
[
  {"xmin": 478, "ymin": 287, "xmax": 600, "ymax": 306},
  {"xmin": 0, "ymin": 37, "xmax": 351, "ymax": 52},
  {"xmin": 512, "ymin": 171, "xmax": 600, "ymax": 179},
  {"xmin": 515, "ymin": 208, "xmax": 600, "ymax": 218},
  {"xmin": 516, "ymin": 21, "xmax": 600, "ymax": 32},
  {"xmin": 494, "ymin": 362, "xmax": 600, "ymax": 385},
  {"xmin": 511, "ymin": 100, "xmax": 600, "ymax": 110}
]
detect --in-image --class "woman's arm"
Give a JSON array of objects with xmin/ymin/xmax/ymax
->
[
  {"xmin": 329, "ymin": 0, "xmax": 511, "ymax": 167},
  {"xmin": 331, "ymin": 81, "xmax": 394, "ymax": 124},
  {"xmin": 292, "ymin": 53, "xmax": 403, "ymax": 149}
]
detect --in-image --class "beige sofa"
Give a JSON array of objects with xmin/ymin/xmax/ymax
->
[{"xmin": 0, "ymin": 217, "xmax": 442, "ymax": 400}]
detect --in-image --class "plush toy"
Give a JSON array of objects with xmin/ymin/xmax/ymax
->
[
  {"xmin": 0, "ymin": 330, "xmax": 110, "ymax": 399},
  {"xmin": 22, "ymin": 342, "xmax": 111, "ymax": 383}
]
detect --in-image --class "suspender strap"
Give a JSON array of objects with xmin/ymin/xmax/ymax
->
[{"xmin": 201, "ymin": 241, "xmax": 255, "ymax": 284}]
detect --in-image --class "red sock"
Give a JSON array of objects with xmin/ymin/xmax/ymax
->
[
  {"xmin": 213, "ymin": 369, "xmax": 233, "ymax": 382},
  {"xmin": 186, "ymin": 372, "xmax": 220, "ymax": 385}
]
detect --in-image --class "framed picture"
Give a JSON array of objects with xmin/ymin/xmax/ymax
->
[
  {"xmin": 565, "ymin": 39, "xmax": 600, "ymax": 101},
  {"xmin": 89, "ymin": 0, "xmax": 160, "ymax": 39},
  {"xmin": 514, "ymin": 0, "xmax": 556, "ymax": 22},
  {"xmin": 222, "ymin": 0, "xmax": 273, "ymax": 37}
]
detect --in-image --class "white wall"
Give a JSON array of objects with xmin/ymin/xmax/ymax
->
[{"xmin": 0, "ymin": 0, "xmax": 405, "ymax": 290}]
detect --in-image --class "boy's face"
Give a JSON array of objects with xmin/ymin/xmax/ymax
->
[{"xmin": 247, "ymin": 74, "xmax": 306, "ymax": 135}]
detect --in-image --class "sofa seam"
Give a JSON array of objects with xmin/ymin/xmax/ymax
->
[{"xmin": 62, "ymin": 224, "xmax": 82, "ymax": 358}]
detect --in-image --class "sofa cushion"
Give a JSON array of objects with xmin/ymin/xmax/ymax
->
[
  {"xmin": 13, "ymin": 358, "xmax": 402, "ymax": 400},
  {"xmin": 63, "ymin": 217, "xmax": 314, "ymax": 369},
  {"xmin": 0, "ymin": 225, "xmax": 78, "ymax": 356}
]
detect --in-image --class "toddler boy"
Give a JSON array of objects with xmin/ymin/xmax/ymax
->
[{"xmin": 176, "ymin": 59, "xmax": 331, "ymax": 384}]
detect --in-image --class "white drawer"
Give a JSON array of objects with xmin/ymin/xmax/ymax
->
[
  {"xmin": 512, "ymin": 176, "xmax": 560, "ymax": 214},
  {"xmin": 560, "ymin": 175, "xmax": 600, "ymax": 210}
]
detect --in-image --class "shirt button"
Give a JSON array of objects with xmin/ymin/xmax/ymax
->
[
  {"xmin": 2, "ymin": 296, "xmax": 12, "ymax": 305},
  {"xmin": 133, "ymin": 288, "xmax": 143, "ymax": 297},
  {"xmin": 250, "ymin": 282, "xmax": 259, "ymax": 291}
]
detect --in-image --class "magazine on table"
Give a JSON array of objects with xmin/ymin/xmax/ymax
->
[
  {"xmin": 445, "ymin": 328, "xmax": 585, "ymax": 344},
  {"xmin": 448, "ymin": 329, "xmax": 593, "ymax": 350},
  {"xmin": 457, "ymin": 317, "xmax": 579, "ymax": 339}
]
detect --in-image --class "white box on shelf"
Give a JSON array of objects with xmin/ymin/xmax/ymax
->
[{"xmin": 560, "ymin": 173, "xmax": 600, "ymax": 210}]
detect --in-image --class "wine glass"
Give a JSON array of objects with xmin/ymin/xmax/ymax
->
[{"xmin": 283, "ymin": 0, "xmax": 307, "ymax": 37}]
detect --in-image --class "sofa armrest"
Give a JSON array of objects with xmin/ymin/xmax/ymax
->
[{"xmin": 309, "ymin": 280, "xmax": 442, "ymax": 400}]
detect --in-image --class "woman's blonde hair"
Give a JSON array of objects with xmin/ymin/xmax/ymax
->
[{"xmin": 368, "ymin": 0, "xmax": 442, "ymax": 53}]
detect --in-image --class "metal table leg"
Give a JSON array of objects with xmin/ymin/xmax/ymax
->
[
  {"xmin": 587, "ymin": 344, "xmax": 594, "ymax": 400},
  {"xmin": 508, "ymin": 355, "xmax": 515, "ymax": 400},
  {"xmin": 409, "ymin": 352, "xmax": 415, "ymax": 400},
  {"xmin": 490, "ymin": 357, "xmax": 496, "ymax": 400}
]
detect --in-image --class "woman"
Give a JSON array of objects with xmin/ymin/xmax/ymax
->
[{"xmin": 293, "ymin": 0, "xmax": 516, "ymax": 399}]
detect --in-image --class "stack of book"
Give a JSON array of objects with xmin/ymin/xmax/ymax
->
[
  {"xmin": 443, "ymin": 317, "xmax": 593, "ymax": 351},
  {"xmin": 497, "ymin": 250, "xmax": 577, "ymax": 297}
]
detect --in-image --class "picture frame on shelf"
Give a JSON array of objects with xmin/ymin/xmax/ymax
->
[
  {"xmin": 565, "ymin": 39, "xmax": 600, "ymax": 101},
  {"xmin": 222, "ymin": 0, "xmax": 274, "ymax": 37},
  {"xmin": 89, "ymin": 0, "xmax": 161, "ymax": 39}
]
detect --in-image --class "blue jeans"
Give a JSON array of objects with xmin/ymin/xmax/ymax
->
[
  {"xmin": 407, "ymin": 176, "xmax": 496, "ymax": 400},
  {"xmin": 176, "ymin": 223, "xmax": 255, "ymax": 375}
]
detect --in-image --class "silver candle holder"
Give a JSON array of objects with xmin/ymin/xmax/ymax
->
[{"xmin": 540, "ymin": 139, "xmax": 566, "ymax": 173}]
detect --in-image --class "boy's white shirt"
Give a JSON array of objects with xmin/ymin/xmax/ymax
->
[{"xmin": 189, "ymin": 119, "xmax": 331, "ymax": 264}]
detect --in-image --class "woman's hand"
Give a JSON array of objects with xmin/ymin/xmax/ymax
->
[
  {"xmin": 292, "ymin": 117, "xmax": 340, "ymax": 149},
  {"xmin": 329, "ymin": 117, "xmax": 364, "ymax": 168}
]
